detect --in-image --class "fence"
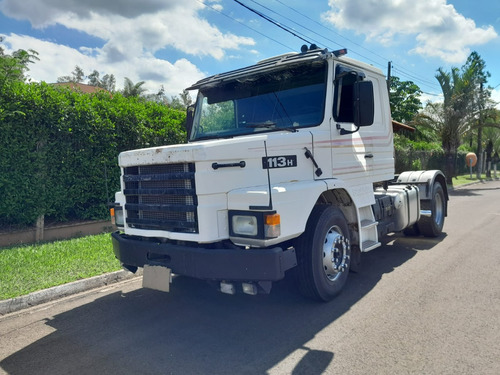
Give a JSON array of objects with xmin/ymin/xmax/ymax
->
[{"xmin": 395, "ymin": 149, "xmax": 477, "ymax": 176}]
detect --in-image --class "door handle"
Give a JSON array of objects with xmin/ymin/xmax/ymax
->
[{"xmin": 364, "ymin": 153, "xmax": 374, "ymax": 159}]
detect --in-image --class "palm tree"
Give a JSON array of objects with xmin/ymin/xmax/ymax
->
[
  {"xmin": 425, "ymin": 67, "xmax": 471, "ymax": 182},
  {"xmin": 415, "ymin": 53, "xmax": 490, "ymax": 183},
  {"xmin": 122, "ymin": 77, "xmax": 147, "ymax": 98}
]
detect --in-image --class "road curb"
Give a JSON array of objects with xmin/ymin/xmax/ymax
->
[{"xmin": 0, "ymin": 269, "xmax": 140, "ymax": 316}]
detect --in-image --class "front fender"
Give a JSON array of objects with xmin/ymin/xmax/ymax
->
[{"xmin": 227, "ymin": 180, "xmax": 328, "ymax": 245}]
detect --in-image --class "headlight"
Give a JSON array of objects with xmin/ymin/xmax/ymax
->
[
  {"xmin": 232, "ymin": 215, "xmax": 258, "ymax": 236},
  {"xmin": 229, "ymin": 211, "xmax": 280, "ymax": 239},
  {"xmin": 115, "ymin": 206, "xmax": 124, "ymax": 227}
]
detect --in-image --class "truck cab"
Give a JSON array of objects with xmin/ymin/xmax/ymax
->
[{"xmin": 111, "ymin": 46, "xmax": 448, "ymax": 301}]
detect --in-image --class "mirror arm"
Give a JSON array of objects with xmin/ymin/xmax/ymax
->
[{"xmin": 337, "ymin": 123, "xmax": 360, "ymax": 135}]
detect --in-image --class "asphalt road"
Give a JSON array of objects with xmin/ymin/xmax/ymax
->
[{"xmin": 1, "ymin": 181, "xmax": 499, "ymax": 374}]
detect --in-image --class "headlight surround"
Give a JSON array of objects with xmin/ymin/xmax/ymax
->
[{"xmin": 229, "ymin": 210, "xmax": 280, "ymax": 239}]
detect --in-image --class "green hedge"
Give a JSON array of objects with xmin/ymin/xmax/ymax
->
[
  {"xmin": 0, "ymin": 82, "xmax": 186, "ymax": 227},
  {"xmin": 394, "ymin": 148, "xmax": 472, "ymax": 175}
]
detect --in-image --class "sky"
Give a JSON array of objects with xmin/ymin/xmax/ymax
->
[{"xmin": 1, "ymin": 0, "xmax": 499, "ymax": 106}]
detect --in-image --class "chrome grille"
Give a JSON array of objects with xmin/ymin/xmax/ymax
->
[{"xmin": 123, "ymin": 163, "xmax": 198, "ymax": 233}]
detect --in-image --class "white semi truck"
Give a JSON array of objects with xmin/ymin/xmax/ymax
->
[{"xmin": 110, "ymin": 46, "xmax": 448, "ymax": 301}]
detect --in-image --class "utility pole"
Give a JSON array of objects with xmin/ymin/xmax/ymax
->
[
  {"xmin": 386, "ymin": 61, "xmax": 392, "ymax": 95},
  {"xmin": 476, "ymin": 82, "xmax": 484, "ymax": 179}
]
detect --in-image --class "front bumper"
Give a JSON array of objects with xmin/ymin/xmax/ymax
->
[{"xmin": 111, "ymin": 232, "xmax": 297, "ymax": 281}]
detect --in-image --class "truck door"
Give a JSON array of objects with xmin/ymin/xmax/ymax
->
[
  {"xmin": 330, "ymin": 64, "xmax": 394, "ymax": 184},
  {"xmin": 330, "ymin": 65, "xmax": 372, "ymax": 184}
]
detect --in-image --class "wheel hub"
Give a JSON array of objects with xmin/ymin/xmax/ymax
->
[
  {"xmin": 434, "ymin": 191, "xmax": 444, "ymax": 226},
  {"xmin": 323, "ymin": 226, "xmax": 350, "ymax": 281}
]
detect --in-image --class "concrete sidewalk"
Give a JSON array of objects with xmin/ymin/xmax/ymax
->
[{"xmin": 0, "ymin": 269, "xmax": 140, "ymax": 316}]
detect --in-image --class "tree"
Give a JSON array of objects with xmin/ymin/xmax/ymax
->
[
  {"xmin": 88, "ymin": 70, "xmax": 116, "ymax": 92},
  {"xmin": 57, "ymin": 65, "xmax": 85, "ymax": 83},
  {"xmin": 101, "ymin": 74, "xmax": 116, "ymax": 92},
  {"xmin": 414, "ymin": 52, "xmax": 497, "ymax": 183},
  {"xmin": 460, "ymin": 52, "xmax": 492, "ymax": 178},
  {"xmin": 0, "ymin": 36, "xmax": 39, "ymax": 90},
  {"xmin": 435, "ymin": 67, "xmax": 469, "ymax": 182},
  {"xmin": 122, "ymin": 77, "xmax": 147, "ymax": 98},
  {"xmin": 0, "ymin": 37, "xmax": 39, "ymax": 121},
  {"xmin": 389, "ymin": 76, "xmax": 422, "ymax": 124}
]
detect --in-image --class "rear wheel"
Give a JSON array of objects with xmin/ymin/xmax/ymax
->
[
  {"xmin": 295, "ymin": 205, "xmax": 351, "ymax": 301},
  {"xmin": 418, "ymin": 182, "xmax": 446, "ymax": 237}
]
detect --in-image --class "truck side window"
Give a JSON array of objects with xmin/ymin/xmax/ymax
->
[{"xmin": 333, "ymin": 68, "xmax": 359, "ymax": 123}]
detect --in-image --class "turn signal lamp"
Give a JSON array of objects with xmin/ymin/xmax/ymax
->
[
  {"xmin": 110, "ymin": 208, "xmax": 115, "ymax": 225},
  {"xmin": 264, "ymin": 213, "xmax": 280, "ymax": 238}
]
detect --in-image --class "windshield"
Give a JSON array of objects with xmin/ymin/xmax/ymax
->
[{"xmin": 189, "ymin": 60, "xmax": 327, "ymax": 141}]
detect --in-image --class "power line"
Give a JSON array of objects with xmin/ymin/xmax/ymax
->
[
  {"xmin": 197, "ymin": 0, "xmax": 293, "ymax": 51},
  {"xmin": 248, "ymin": 0, "xmax": 343, "ymax": 49},
  {"xmin": 209, "ymin": 0, "xmax": 442, "ymax": 94},
  {"xmin": 268, "ymin": 0, "xmax": 442, "ymax": 92},
  {"xmin": 272, "ymin": 0, "xmax": 388, "ymax": 63},
  {"xmin": 233, "ymin": 0, "xmax": 313, "ymax": 45},
  {"xmin": 235, "ymin": 0, "xmax": 387, "ymax": 72}
]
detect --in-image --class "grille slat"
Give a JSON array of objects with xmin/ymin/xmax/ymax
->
[
  {"xmin": 124, "ymin": 188, "xmax": 196, "ymax": 195},
  {"xmin": 125, "ymin": 203, "xmax": 197, "ymax": 213},
  {"xmin": 123, "ymin": 163, "xmax": 198, "ymax": 233},
  {"xmin": 126, "ymin": 218, "xmax": 197, "ymax": 230}
]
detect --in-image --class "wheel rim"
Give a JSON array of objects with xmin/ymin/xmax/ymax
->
[
  {"xmin": 434, "ymin": 191, "xmax": 444, "ymax": 227},
  {"xmin": 322, "ymin": 225, "xmax": 350, "ymax": 281}
]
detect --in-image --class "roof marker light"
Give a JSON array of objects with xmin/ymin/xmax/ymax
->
[{"xmin": 333, "ymin": 48, "xmax": 348, "ymax": 57}]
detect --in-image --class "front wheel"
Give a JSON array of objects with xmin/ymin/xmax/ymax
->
[
  {"xmin": 294, "ymin": 205, "xmax": 351, "ymax": 302},
  {"xmin": 418, "ymin": 182, "xmax": 446, "ymax": 237}
]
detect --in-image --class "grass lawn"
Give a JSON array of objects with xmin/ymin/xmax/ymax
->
[
  {"xmin": 0, "ymin": 233, "xmax": 121, "ymax": 300},
  {"xmin": 452, "ymin": 173, "xmax": 499, "ymax": 187}
]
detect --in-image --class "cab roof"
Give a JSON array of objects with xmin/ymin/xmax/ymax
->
[{"xmin": 186, "ymin": 49, "xmax": 329, "ymax": 91}]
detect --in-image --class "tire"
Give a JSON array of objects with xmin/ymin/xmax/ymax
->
[
  {"xmin": 295, "ymin": 205, "xmax": 351, "ymax": 302},
  {"xmin": 418, "ymin": 182, "xmax": 446, "ymax": 237},
  {"xmin": 403, "ymin": 224, "xmax": 420, "ymax": 237}
]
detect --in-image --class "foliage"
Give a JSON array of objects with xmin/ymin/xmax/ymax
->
[
  {"xmin": 389, "ymin": 76, "xmax": 422, "ymax": 123},
  {"xmin": 88, "ymin": 70, "xmax": 116, "ymax": 92},
  {"xmin": 122, "ymin": 77, "xmax": 147, "ymax": 98},
  {"xmin": 412, "ymin": 51, "xmax": 496, "ymax": 182},
  {"xmin": 394, "ymin": 146, "xmax": 472, "ymax": 176},
  {"xmin": 0, "ymin": 81, "xmax": 187, "ymax": 227},
  {"xmin": 56, "ymin": 66, "xmax": 195, "ymax": 107},
  {"xmin": 57, "ymin": 65, "xmax": 86, "ymax": 83},
  {"xmin": 0, "ymin": 37, "xmax": 39, "ymax": 122},
  {"xmin": 0, "ymin": 37, "xmax": 39, "ymax": 90},
  {"xmin": 58, "ymin": 65, "xmax": 116, "ymax": 92},
  {"xmin": 199, "ymin": 100, "xmax": 235, "ymax": 133}
]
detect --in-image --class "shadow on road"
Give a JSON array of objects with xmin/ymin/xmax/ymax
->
[
  {"xmin": 1, "ymin": 234, "xmax": 444, "ymax": 375},
  {"xmin": 450, "ymin": 182, "xmax": 500, "ymax": 197}
]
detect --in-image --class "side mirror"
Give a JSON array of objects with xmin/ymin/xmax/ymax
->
[
  {"xmin": 353, "ymin": 81, "xmax": 374, "ymax": 127},
  {"xmin": 185, "ymin": 105, "xmax": 195, "ymax": 138}
]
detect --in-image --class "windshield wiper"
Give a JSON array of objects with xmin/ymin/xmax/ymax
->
[
  {"xmin": 191, "ymin": 134, "xmax": 234, "ymax": 142},
  {"xmin": 245, "ymin": 122, "xmax": 298, "ymax": 133},
  {"xmin": 245, "ymin": 122, "xmax": 277, "ymax": 129}
]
